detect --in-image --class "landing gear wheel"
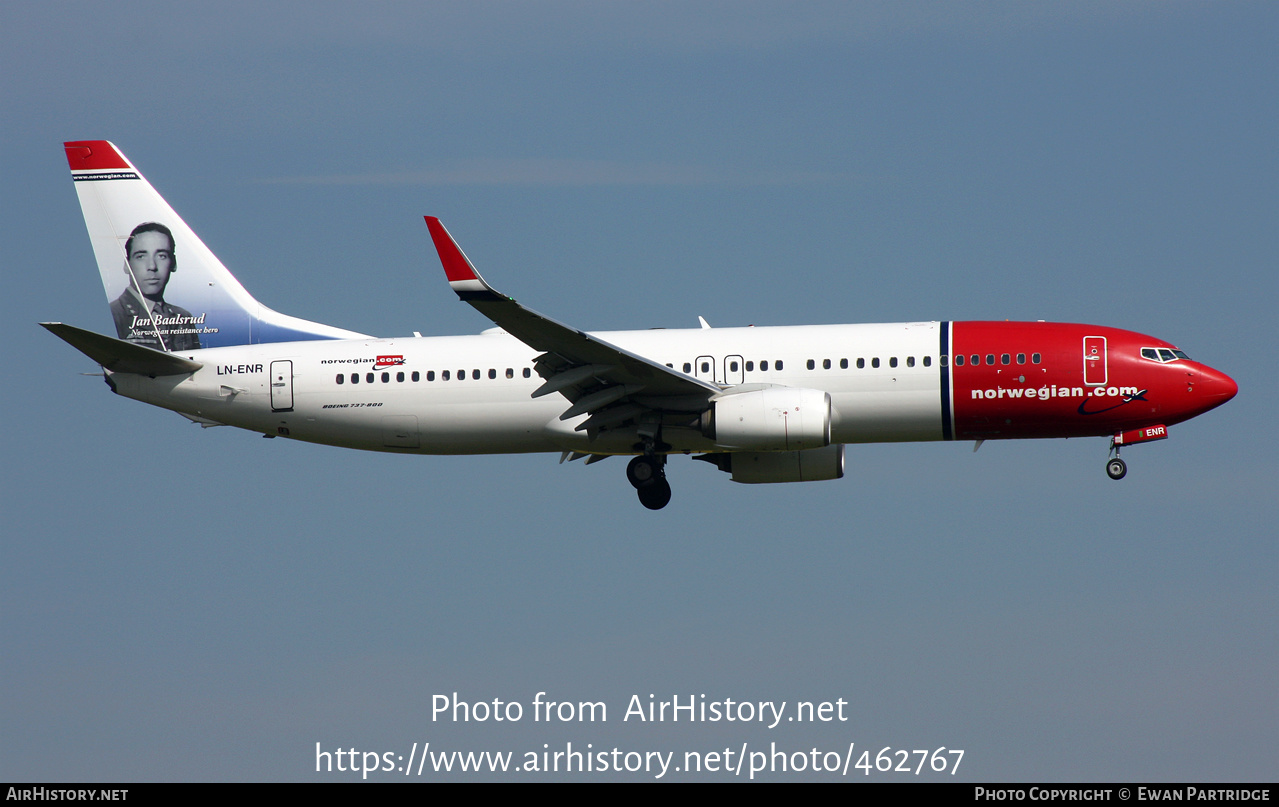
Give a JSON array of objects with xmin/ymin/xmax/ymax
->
[
  {"xmin": 637, "ymin": 477, "xmax": 672, "ymax": 510},
  {"xmin": 1106, "ymin": 457, "xmax": 1127, "ymax": 480},
  {"xmin": 627, "ymin": 455, "xmax": 660, "ymax": 489}
]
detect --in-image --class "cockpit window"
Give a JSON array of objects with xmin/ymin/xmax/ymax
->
[{"xmin": 1142, "ymin": 347, "xmax": 1191, "ymax": 363}]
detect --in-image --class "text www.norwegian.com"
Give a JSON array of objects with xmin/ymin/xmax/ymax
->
[{"xmin": 316, "ymin": 742, "xmax": 964, "ymax": 779}]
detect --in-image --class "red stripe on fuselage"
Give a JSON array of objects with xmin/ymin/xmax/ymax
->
[{"xmin": 949, "ymin": 322, "xmax": 1233, "ymax": 440}]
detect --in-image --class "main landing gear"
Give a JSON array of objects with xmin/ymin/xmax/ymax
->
[{"xmin": 627, "ymin": 453, "xmax": 671, "ymax": 510}]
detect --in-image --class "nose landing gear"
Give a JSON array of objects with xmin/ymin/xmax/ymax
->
[
  {"xmin": 1105, "ymin": 456, "xmax": 1127, "ymax": 480},
  {"xmin": 1106, "ymin": 434, "xmax": 1128, "ymax": 480},
  {"xmin": 627, "ymin": 454, "xmax": 672, "ymax": 510},
  {"xmin": 1105, "ymin": 424, "xmax": 1169, "ymax": 480}
]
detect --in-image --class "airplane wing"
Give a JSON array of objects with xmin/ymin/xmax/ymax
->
[{"xmin": 424, "ymin": 217, "xmax": 720, "ymax": 439}]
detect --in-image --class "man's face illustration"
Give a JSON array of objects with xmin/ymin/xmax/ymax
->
[{"xmin": 127, "ymin": 230, "xmax": 174, "ymax": 301}]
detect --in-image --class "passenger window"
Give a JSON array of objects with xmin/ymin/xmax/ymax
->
[
  {"xmin": 471, "ymin": 369, "xmax": 479, "ymax": 380},
  {"xmin": 683, "ymin": 362, "xmax": 692, "ymax": 373},
  {"xmin": 823, "ymin": 359, "xmax": 831, "ymax": 370},
  {"xmin": 506, "ymin": 368, "xmax": 514, "ymax": 378},
  {"xmin": 971, "ymin": 355, "xmax": 980, "ymax": 366},
  {"xmin": 489, "ymin": 369, "xmax": 496, "ymax": 379},
  {"xmin": 1016, "ymin": 353, "xmax": 1026, "ymax": 365},
  {"xmin": 776, "ymin": 360, "xmax": 784, "ymax": 370},
  {"xmin": 1001, "ymin": 354, "xmax": 1009, "ymax": 365},
  {"xmin": 857, "ymin": 358, "xmax": 865, "ymax": 369},
  {"xmin": 746, "ymin": 361, "xmax": 754, "ymax": 372},
  {"xmin": 807, "ymin": 359, "xmax": 815, "ymax": 370},
  {"xmin": 761, "ymin": 361, "xmax": 768, "ymax": 372},
  {"xmin": 889, "ymin": 357, "xmax": 898, "ymax": 368},
  {"xmin": 1032, "ymin": 353, "xmax": 1041, "ymax": 364},
  {"xmin": 906, "ymin": 356, "xmax": 915, "ymax": 367},
  {"xmin": 955, "ymin": 355, "xmax": 964, "ymax": 366},
  {"xmin": 700, "ymin": 361, "xmax": 710, "ymax": 374},
  {"xmin": 730, "ymin": 360, "xmax": 739, "ymax": 372},
  {"xmin": 366, "ymin": 373, "xmax": 375, "ymax": 384},
  {"xmin": 523, "ymin": 368, "xmax": 531, "ymax": 378},
  {"xmin": 985, "ymin": 355, "xmax": 994, "ymax": 366},
  {"xmin": 336, "ymin": 374, "xmax": 344, "ymax": 384},
  {"xmin": 351, "ymin": 373, "xmax": 359, "ymax": 384},
  {"xmin": 382, "ymin": 372, "xmax": 390, "ymax": 383},
  {"xmin": 397, "ymin": 371, "xmax": 405, "ymax": 382},
  {"xmin": 443, "ymin": 370, "xmax": 450, "ymax": 380},
  {"xmin": 872, "ymin": 358, "xmax": 880, "ymax": 368},
  {"xmin": 414, "ymin": 371, "xmax": 422, "ymax": 382},
  {"xmin": 840, "ymin": 358, "xmax": 848, "ymax": 369}
]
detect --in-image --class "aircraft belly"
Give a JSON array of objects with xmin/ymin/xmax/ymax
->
[
  {"xmin": 830, "ymin": 388, "xmax": 942, "ymax": 443},
  {"xmin": 414, "ymin": 400, "xmax": 561, "ymax": 454}
]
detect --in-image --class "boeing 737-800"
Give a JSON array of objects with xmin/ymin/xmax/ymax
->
[{"xmin": 45, "ymin": 141, "xmax": 1237, "ymax": 509}]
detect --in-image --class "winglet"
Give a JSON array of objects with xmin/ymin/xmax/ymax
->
[{"xmin": 424, "ymin": 217, "xmax": 501, "ymax": 299}]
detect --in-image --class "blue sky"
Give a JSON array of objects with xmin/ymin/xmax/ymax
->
[{"xmin": 2, "ymin": 2, "xmax": 1274, "ymax": 781}]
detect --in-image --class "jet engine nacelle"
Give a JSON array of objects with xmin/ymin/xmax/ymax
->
[
  {"xmin": 699, "ymin": 444, "xmax": 845, "ymax": 483},
  {"xmin": 701, "ymin": 386, "xmax": 832, "ymax": 451}
]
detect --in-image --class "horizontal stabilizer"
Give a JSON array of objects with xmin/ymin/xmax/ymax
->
[{"xmin": 41, "ymin": 322, "xmax": 203, "ymax": 376}]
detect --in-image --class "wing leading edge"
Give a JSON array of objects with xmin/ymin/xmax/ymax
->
[{"xmin": 424, "ymin": 217, "xmax": 719, "ymax": 441}]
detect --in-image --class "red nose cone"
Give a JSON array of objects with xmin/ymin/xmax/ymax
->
[{"xmin": 1200, "ymin": 366, "xmax": 1238, "ymax": 407}]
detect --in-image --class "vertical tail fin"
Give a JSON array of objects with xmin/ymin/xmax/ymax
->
[{"xmin": 64, "ymin": 141, "xmax": 367, "ymax": 351}]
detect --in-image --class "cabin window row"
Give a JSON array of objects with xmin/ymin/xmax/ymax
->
[
  {"xmin": 678, "ymin": 358, "xmax": 934, "ymax": 372},
  {"xmin": 945, "ymin": 352, "xmax": 1042, "ymax": 367},
  {"xmin": 336, "ymin": 367, "xmax": 534, "ymax": 385},
  {"xmin": 673, "ymin": 354, "xmax": 1046, "ymax": 374},
  {"xmin": 680, "ymin": 360, "xmax": 788, "ymax": 373},
  {"xmin": 806, "ymin": 356, "xmax": 934, "ymax": 370}
]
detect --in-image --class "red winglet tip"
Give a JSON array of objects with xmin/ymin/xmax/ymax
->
[{"xmin": 425, "ymin": 217, "xmax": 479, "ymax": 283}]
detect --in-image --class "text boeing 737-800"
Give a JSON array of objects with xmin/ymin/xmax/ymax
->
[{"xmin": 45, "ymin": 141, "xmax": 1237, "ymax": 509}]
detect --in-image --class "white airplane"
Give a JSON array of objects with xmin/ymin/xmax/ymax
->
[{"xmin": 47, "ymin": 141, "xmax": 1237, "ymax": 509}]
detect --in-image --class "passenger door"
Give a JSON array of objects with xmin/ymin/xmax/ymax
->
[
  {"xmin": 270, "ymin": 360, "xmax": 294, "ymax": 411},
  {"xmin": 1083, "ymin": 336, "xmax": 1107, "ymax": 386}
]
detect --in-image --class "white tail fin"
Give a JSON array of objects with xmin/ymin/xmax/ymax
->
[{"xmin": 64, "ymin": 141, "xmax": 367, "ymax": 351}]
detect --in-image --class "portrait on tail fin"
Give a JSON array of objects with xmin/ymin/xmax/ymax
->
[
  {"xmin": 66, "ymin": 140, "xmax": 367, "ymax": 351},
  {"xmin": 109, "ymin": 221, "xmax": 204, "ymax": 351}
]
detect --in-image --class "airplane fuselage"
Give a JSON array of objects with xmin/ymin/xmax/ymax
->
[{"xmin": 110, "ymin": 320, "xmax": 1236, "ymax": 456}]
